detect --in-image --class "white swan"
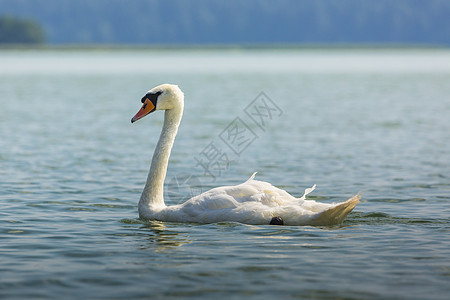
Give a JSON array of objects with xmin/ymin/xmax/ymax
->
[{"xmin": 131, "ymin": 84, "xmax": 360, "ymax": 226}]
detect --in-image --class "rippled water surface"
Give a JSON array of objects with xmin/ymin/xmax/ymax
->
[{"xmin": 1, "ymin": 49, "xmax": 450, "ymax": 299}]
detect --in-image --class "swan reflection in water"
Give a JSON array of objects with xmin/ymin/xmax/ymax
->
[{"xmin": 139, "ymin": 220, "xmax": 192, "ymax": 252}]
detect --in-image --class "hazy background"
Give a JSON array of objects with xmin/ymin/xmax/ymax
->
[{"xmin": 0, "ymin": 0, "xmax": 449, "ymax": 46}]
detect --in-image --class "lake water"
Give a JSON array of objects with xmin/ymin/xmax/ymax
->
[{"xmin": 1, "ymin": 48, "xmax": 450, "ymax": 299}]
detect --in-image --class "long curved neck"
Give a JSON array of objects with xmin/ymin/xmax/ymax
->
[{"xmin": 139, "ymin": 105, "xmax": 183, "ymax": 211}]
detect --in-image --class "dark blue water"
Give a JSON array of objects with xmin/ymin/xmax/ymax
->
[{"xmin": 1, "ymin": 49, "xmax": 449, "ymax": 299}]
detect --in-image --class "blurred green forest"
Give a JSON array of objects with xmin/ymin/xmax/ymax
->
[
  {"xmin": 0, "ymin": 0, "xmax": 449, "ymax": 45},
  {"xmin": 0, "ymin": 16, "xmax": 45, "ymax": 44}
]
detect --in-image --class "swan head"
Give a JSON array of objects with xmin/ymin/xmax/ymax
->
[{"xmin": 131, "ymin": 83, "xmax": 184, "ymax": 123}]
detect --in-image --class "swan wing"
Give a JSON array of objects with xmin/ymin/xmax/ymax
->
[
  {"xmin": 154, "ymin": 173, "xmax": 359, "ymax": 225},
  {"xmin": 164, "ymin": 173, "xmax": 348, "ymax": 225}
]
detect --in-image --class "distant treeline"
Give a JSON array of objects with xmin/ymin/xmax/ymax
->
[
  {"xmin": 0, "ymin": 16, "xmax": 45, "ymax": 44},
  {"xmin": 0, "ymin": 0, "xmax": 449, "ymax": 45}
]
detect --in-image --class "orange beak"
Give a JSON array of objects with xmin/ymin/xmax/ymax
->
[{"xmin": 131, "ymin": 99, "xmax": 155, "ymax": 123}]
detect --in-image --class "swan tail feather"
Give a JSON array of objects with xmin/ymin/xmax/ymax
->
[
  {"xmin": 299, "ymin": 184, "xmax": 316, "ymax": 200},
  {"xmin": 247, "ymin": 172, "xmax": 257, "ymax": 181},
  {"xmin": 310, "ymin": 194, "xmax": 361, "ymax": 226}
]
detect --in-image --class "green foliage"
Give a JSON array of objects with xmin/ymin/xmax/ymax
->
[{"xmin": 0, "ymin": 15, "xmax": 45, "ymax": 44}]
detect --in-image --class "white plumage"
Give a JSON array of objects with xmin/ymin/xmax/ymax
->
[{"xmin": 131, "ymin": 84, "xmax": 359, "ymax": 226}]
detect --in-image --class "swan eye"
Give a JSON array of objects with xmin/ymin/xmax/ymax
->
[{"xmin": 142, "ymin": 90, "xmax": 163, "ymax": 103}]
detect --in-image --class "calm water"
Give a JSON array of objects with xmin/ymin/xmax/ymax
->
[{"xmin": 1, "ymin": 49, "xmax": 450, "ymax": 299}]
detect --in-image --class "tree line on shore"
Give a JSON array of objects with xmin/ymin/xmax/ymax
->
[
  {"xmin": 0, "ymin": 16, "xmax": 45, "ymax": 44},
  {"xmin": 0, "ymin": 0, "xmax": 449, "ymax": 46}
]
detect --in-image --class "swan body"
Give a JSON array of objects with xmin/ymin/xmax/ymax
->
[{"xmin": 132, "ymin": 84, "xmax": 360, "ymax": 226}]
